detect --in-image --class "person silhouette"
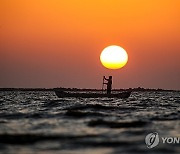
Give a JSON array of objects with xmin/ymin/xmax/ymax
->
[{"xmin": 103, "ymin": 76, "xmax": 112, "ymax": 94}]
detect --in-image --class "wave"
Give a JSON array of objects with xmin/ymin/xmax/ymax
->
[{"xmin": 88, "ymin": 119, "xmax": 148, "ymax": 128}]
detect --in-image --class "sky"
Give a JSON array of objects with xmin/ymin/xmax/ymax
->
[{"xmin": 0, "ymin": 0, "xmax": 180, "ymax": 90}]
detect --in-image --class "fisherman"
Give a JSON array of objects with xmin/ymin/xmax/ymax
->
[{"xmin": 103, "ymin": 76, "xmax": 112, "ymax": 94}]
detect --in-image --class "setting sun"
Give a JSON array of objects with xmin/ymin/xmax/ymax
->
[{"xmin": 100, "ymin": 45, "xmax": 128, "ymax": 69}]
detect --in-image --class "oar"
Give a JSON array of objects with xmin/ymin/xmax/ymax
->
[{"xmin": 102, "ymin": 76, "xmax": 104, "ymax": 93}]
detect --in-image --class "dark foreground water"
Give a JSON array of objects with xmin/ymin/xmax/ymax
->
[{"xmin": 0, "ymin": 91, "xmax": 179, "ymax": 154}]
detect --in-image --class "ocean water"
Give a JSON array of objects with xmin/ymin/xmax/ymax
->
[{"xmin": 0, "ymin": 91, "xmax": 179, "ymax": 154}]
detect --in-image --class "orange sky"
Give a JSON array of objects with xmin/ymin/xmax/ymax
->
[{"xmin": 0, "ymin": 0, "xmax": 180, "ymax": 89}]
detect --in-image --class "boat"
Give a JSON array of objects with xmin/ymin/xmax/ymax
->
[{"xmin": 54, "ymin": 89, "xmax": 131, "ymax": 98}]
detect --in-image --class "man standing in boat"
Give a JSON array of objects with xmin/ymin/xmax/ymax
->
[{"xmin": 103, "ymin": 76, "xmax": 112, "ymax": 94}]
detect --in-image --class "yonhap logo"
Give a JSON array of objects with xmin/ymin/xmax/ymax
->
[
  {"xmin": 145, "ymin": 132, "xmax": 180, "ymax": 149},
  {"xmin": 145, "ymin": 132, "xmax": 159, "ymax": 148}
]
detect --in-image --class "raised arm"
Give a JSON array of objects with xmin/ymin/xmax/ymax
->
[{"xmin": 103, "ymin": 76, "xmax": 108, "ymax": 81}]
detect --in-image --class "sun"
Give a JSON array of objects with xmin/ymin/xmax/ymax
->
[{"xmin": 100, "ymin": 45, "xmax": 128, "ymax": 69}]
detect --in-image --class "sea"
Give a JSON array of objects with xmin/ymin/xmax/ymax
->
[{"xmin": 0, "ymin": 90, "xmax": 179, "ymax": 154}]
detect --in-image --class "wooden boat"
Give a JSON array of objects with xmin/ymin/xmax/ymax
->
[{"xmin": 54, "ymin": 89, "xmax": 131, "ymax": 98}]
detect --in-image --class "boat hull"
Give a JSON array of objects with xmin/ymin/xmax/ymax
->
[{"xmin": 54, "ymin": 90, "xmax": 131, "ymax": 98}]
